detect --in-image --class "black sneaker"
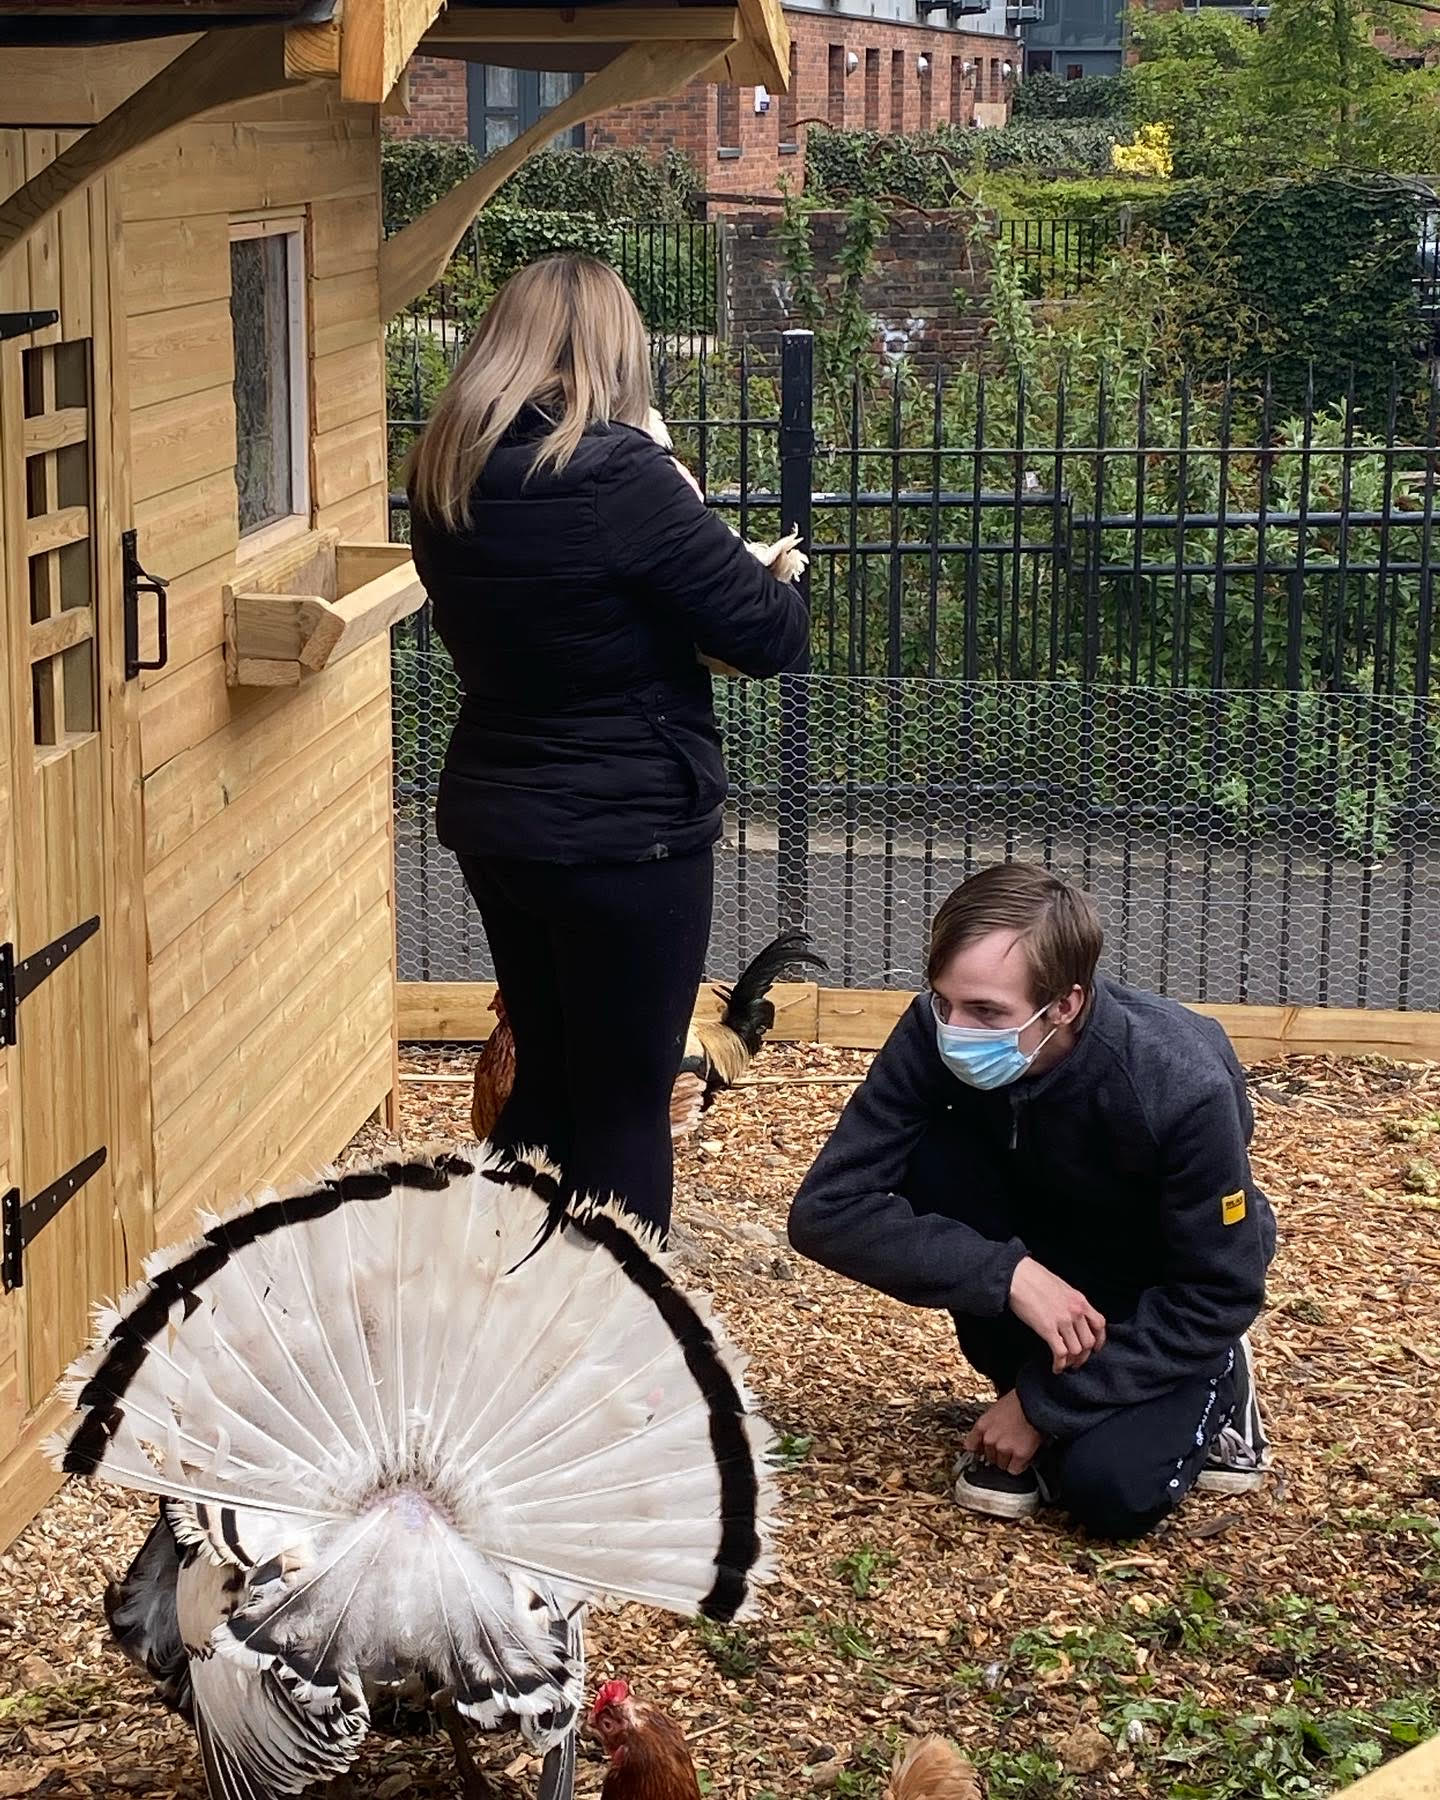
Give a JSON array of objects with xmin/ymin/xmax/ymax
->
[
  {"xmin": 953, "ymin": 1451, "xmax": 1042, "ymax": 1520},
  {"xmin": 1197, "ymin": 1335, "xmax": 1272, "ymax": 1495}
]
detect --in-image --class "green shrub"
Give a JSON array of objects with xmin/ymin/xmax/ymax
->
[
  {"xmin": 1128, "ymin": 173, "xmax": 1426, "ymax": 421},
  {"xmin": 804, "ymin": 121, "xmax": 1125, "ymax": 204},
  {"xmin": 1011, "ymin": 70, "xmax": 1132, "ymax": 121},
  {"xmin": 382, "ymin": 139, "xmax": 699, "ymax": 237}
]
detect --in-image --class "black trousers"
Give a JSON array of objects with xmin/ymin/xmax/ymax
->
[
  {"xmin": 907, "ymin": 1116, "xmax": 1239, "ymax": 1541},
  {"xmin": 458, "ymin": 848, "xmax": 713, "ymax": 1239}
]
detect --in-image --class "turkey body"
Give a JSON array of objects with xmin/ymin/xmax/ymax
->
[{"xmin": 53, "ymin": 1152, "xmax": 777, "ymax": 1800}]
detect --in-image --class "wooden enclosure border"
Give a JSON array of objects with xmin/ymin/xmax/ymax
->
[{"xmin": 396, "ymin": 983, "xmax": 1440, "ymax": 1066}]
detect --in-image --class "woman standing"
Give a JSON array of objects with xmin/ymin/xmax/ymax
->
[{"xmin": 406, "ymin": 255, "xmax": 808, "ymax": 1238}]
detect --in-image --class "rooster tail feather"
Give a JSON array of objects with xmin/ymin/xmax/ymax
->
[
  {"xmin": 51, "ymin": 1151, "xmax": 777, "ymax": 1745},
  {"xmin": 716, "ymin": 929, "xmax": 829, "ymax": 1051}
]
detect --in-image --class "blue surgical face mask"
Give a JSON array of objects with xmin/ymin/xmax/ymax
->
[{"xmin": 932, "ymin": 996, "xmax": 1059, "ymax": 1091}]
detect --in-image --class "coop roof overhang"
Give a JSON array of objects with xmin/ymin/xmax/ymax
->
[
  {"xmin": 0, "ymin": 0, "xmax": 335, "ymax": 46},
  {"xmin": 378, "ymin": 0, "xmax": 787, "ymax": 322}
]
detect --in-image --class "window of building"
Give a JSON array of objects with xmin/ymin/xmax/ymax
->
[
  {"xmin": 717, "ymin": 82, "xmax": 741, "ymax": 155},
  {"xmin": 1027, "ymin": 50, "xmax": 1054, "ymax": 73},
  {"xmin": 919, "ymin": 57, "xmax": 933, "ymax": 129},
  {"xmin": 229, "ymin": 217, "xmax": 309, "ymax": 541},
  {"xmin": 890, "ymin": 48, "xmax": 905, "ymax": 130},
  {"xmin": 466, "ymin": 65, "xmax": 584, "ymax": 155},
  {"xmin": 864, "ymin": 48, "xmax": 880, "ymax": 129},
  {"xmin": 779, "ymin": 42, "xmax": 799, "ymax": 150},
  {"xmin": 827, "ymin": 43, "xmax": 845, "ymax": 126},
  {"xmin": 1066, "ymin": 64, "xmax": 1085, "ymax": 81},
  {"xmin": 989, "ymin": 57, "xmax": 1001, "ymax": 101}
]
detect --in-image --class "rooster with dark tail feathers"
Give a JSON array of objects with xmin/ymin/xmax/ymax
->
[{"xmin": 472, "ymin": 930, "xmax": 829, "ymax": 1146}]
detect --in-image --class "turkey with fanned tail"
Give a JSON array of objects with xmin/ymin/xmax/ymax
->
[{"xmin": 47, "ymin": 1148, "xmax": 778, "ymax": 1800}]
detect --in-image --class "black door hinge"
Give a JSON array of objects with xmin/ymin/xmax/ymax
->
[
  {"xmin": 0, "ymin": 310, "xmax": 59, "ymax": 343},
  {"xmin": 0, "ymin": 916, "xmax": 101, "ymax": 1049},
  {"xmin": 2, "ymin": 1146, "xmax": 107, "ymax": 1292},
  {"xmin": 123, "ymin": 528, "xmax": 169, "ymax": 681}
]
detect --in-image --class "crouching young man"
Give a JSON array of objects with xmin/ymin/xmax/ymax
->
[{"xmin": 787, "ymin": 863, "xmax": 1276, "ymax": 1540}]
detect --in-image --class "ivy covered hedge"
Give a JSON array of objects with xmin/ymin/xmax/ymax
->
[
  {"xmin": 1127, "ymin": 174, "xmax": 1427, "ymax": 420},
  {"xmin": 1010, "ymin": 70, "xmax": 1131, "ymax": 121},
  {"xmin": 381, "ymin": 139, "xmax": 699, "ymax": 235},
  {"xmin": 804, "ymin": 122, "xmax": 1125, "ymax": 203}
]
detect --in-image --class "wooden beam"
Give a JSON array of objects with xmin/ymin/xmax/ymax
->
[
  {"xmin": 380, "ymin": 34, "xmax": 730, "ymax": 321},
  {"xmin": 0, "ymin": 40, "xmax": 195, "ymax": 128},
  {"xmin": 420, "ymin": 8, "xmax": 742, "ymax": 48},
  {"xmin": 0, "ymin": 27, "xmax": 296, "ymax": 266},
  {"xmin": 285, "ymin": 6, "xmax": 343, "ymax": 79},
  {"xmin": 394, "ymin": 980, "xmax": 1440, "ymax": 1066},
  {"xmin": 733, "ymin": 0, "xmax": 789, "ymax": 88},
  {"xmin": 340, "ymin": 0, "xmax": 444, "ymax": 105},
  {"xmin": 1331, "ymin": 1737, "xmax": 1440, "ymax": 1800}
]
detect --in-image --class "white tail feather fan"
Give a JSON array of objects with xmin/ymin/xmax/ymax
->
[{"xmin": 50, "ymin": 1147, "xmax": 778, "ymax": 1800}]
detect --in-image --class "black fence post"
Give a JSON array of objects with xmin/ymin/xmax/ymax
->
[{"xmin": 777, "ymin": 329, "xmax": 814, "ymax": 930}]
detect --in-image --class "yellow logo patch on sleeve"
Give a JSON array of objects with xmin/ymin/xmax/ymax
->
[{"xmin": 1222, "ymin": 1189, "xmax": 1247, "ymax": 1227}]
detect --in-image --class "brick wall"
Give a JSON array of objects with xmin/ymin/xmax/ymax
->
[
  {"xmin": 388, "ymin": 54, "xmax": 467, "ymax": 139},
  {"xmin": 724, "ymin": 209, "xmax": 992, "ymax": 368},
  {"xmin": 387, "ymin": 11, "xmax": 1018, "ymax": 204}
]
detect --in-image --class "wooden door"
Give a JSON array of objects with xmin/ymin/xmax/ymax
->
[{"xmin": 0, "ymin": 142, "xmax": 150, "ymax": 1426}]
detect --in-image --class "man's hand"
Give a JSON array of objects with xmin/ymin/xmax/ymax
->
[
  {"xmin": 1009, "ymin": 1256, "xmax": 1107, "ymax": 1373},
  {"xmin": 964, "ymin": 1390, "xmax": 1044, "ymax": 1475}
]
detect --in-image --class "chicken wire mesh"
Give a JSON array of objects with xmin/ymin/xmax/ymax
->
[{"xmin": 391, "ymin": 647, "xmax": 1440, "ymax": 1009}]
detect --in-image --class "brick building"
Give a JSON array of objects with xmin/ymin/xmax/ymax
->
[{"xmin": 388, "ymin": 2, "xmax": 1022, "ymax": 205}]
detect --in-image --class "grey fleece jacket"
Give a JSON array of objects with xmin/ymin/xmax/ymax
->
[{"xmin": 787, "ymin": 977, "xmax": 1277, "ymax": 1442}]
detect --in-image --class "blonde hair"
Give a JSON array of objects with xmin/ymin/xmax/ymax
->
[{"xmin": 406, "ymin": 254, "xmax": 654, "ymax": 531}]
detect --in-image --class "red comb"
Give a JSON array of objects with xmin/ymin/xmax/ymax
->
[{"xmin": 592, "ymin": 1679, "xmax": 631, "ymax": 1718}]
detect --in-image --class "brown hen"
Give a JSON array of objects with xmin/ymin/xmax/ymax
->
[{"xmin": 590, "ymin": 1681, "xmax": 980, "ymax": 1800}]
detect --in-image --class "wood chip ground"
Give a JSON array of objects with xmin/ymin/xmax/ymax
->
[{"xmin": 3, "ymin": 1047, "xmax": 1438, "ymax": 1800}]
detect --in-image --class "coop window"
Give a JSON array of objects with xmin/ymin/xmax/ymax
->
[
  {"xmin": 23, "ymin": 339, "xmax": 97, "ymax": 754},
  {"xmin": 229, "ymin": 217, "xmax": 310, "ymax": 540}
]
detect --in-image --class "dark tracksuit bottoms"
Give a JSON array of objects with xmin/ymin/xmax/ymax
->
[
  {"xmin": 905, "ymin": 1111, "xmax": 1242, "ymax": 1540},
  {"xmin": 460, "ymin": 848, "xmax": 713, "ymax": 1240}
]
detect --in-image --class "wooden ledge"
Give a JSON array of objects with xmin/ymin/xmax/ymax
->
[{"xmin": 224, "ymin": 531, "xmax": 425, "ymax": 687}]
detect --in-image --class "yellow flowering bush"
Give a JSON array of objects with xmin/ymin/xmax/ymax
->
[{"xmin": 1112, "ymin": 123, "xmax": 1175, "ymax": 180}]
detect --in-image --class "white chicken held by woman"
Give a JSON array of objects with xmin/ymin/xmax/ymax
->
[
  {"xmin": 645, "ymin": 408, "xmax": 808, "ymax": 676},
  {"xmin": 49, "ymin": 1150, "xmax": 777, "ymax": 1800}
]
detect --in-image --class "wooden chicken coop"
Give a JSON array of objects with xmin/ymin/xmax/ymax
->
[{"xmin": 0, "ymin": 0, "xmax": 790, "ymax": 1549}]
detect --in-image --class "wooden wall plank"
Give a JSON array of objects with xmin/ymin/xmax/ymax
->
[
  {"xmin": 315, "ymin": 480, "xmax": 389, "ymax": 543},
  {"xmin": 121, "ymin": 118, "xmax": 375, "ymax": 222},
  {"xmin": 145, "ymin": 680, "xmax": 390, "ymax": 950},
  {"xmin": 144, "ymin": 644, "xmax": 387, "ymax": 863},
  {"xmin": 311, "ymin": 191, "xmax": 379, "ymax": 280},
  {"xmin": 124, "ymin": 214, "xmax": 229, "ymax": 318},
  {"xmin": 311, "ymin": 267, "xmax": 380, "ymax": 359},
  {"xmin": 131, "ymin": 386, "xmax": 235, "ymax": 505},
  {"xmin": 0, "ymin": 1393, "xmax": 66, "ymax": 1553},
  {"xmin": 140, "ymin": 651, "xmax": 234, "ymax": 777},
  {"xmin": 147, "ymin": 765, "xmax": 389, "ymax": 1042},
  {"xmin": 154, "ymin": 1022, "xmax": 392, "ymax": 1252},
  {"xmin": 138, "ymin": 552, "xmax": 232, "ymax": 688},
  {"xmin": 313, "ymin": 337, "xmax": 382, "ymax": 438},
  {"xmin": 128, "ymin": 298, "xmax": 234, "ymax": 412},
  {"xmin": 155, "ymin": 921, "xmax": 393, "ymax": 1211},
  {"xmin": 151, "ymin": 839, "xmax": 390, "ymax": 1127},
  {"xmin": 134, "ymin": 470, "xmax": 239, "ymax": 587},
  {"xmin": 312, "ymin": 413, "xmax": 386, "ymax": 512}
]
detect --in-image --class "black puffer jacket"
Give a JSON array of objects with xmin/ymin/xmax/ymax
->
[{"xmin": 410, "ymin": 410, "xmax": 809, "ymax": 864}]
